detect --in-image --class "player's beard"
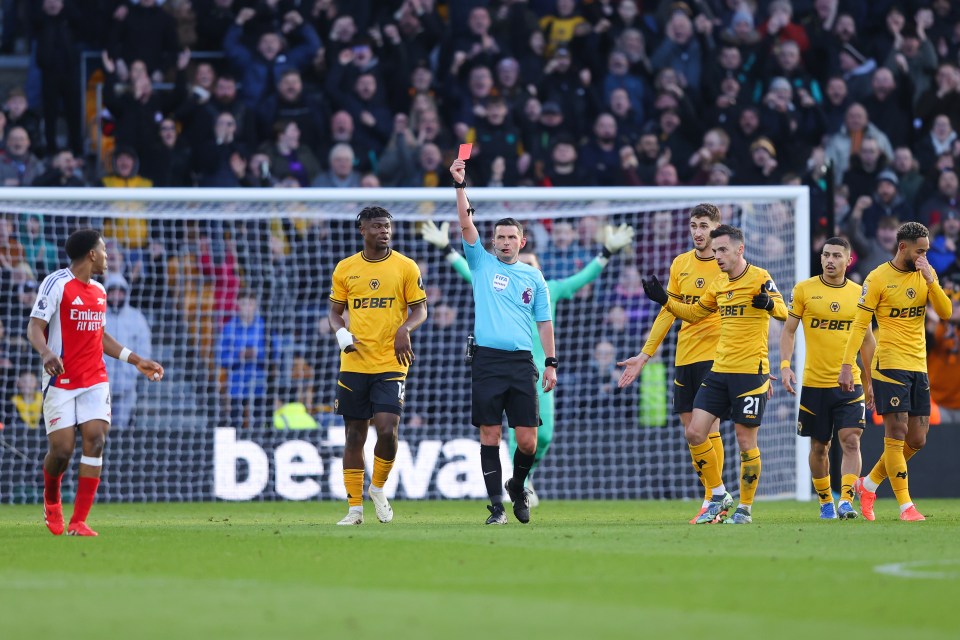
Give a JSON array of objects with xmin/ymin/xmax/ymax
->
[{"xmin": 904, "ymin": 258, "xmax": 916, "ymax": 271}]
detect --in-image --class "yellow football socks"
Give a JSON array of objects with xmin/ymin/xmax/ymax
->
[
  {"xmin": 739, "ymin": 448, "xmax": 761, "ymax": 506},
  {"xmin": 867, "ymin": 442, "xmax": 918, "ymax": 487},
  {"xmin": 705, "ymin": 432, "xmax": 724, "ymax": 500},
  {"xmin": 883, "ymin": 437, "xmax": 911, "ymax": 506},
  {"xmin": 688, "ymin": 439, "xmax": 722, "ymax": 493},
  {"xmin": 813, "ymin": 476, "xmax": 833, "ymax": 504},
  {"xmin": 344, "ymin": 468, "xmax": 364, "ymax": 507},
  {"xmin": 371, "ymin": 455, "xmax": 395, "ymax": 489},
  {"xmin": 840, "ymin": 473, "xmax": 857, "ymax": 503}
]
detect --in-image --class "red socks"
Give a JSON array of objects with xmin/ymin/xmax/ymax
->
[
  {"xmin": 70, "ymin": 476, "xmax": 101, "ymax": 525},
  {"xmin": 43, "ymin": 469, "xmax": 63, "ymax": 505}
]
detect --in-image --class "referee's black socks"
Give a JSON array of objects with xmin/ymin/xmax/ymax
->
[
  {"xmin": 480, "ymin": 444, "xmax": 503, "ymax": 504},
  {"xmin": 512, "ymin": 449, "xmax": 536, "ymax": 489}
]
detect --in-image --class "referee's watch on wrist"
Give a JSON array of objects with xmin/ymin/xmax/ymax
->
[{"xmin": 544, "ymin": 357, "xmax": 559, "ymax": 370}]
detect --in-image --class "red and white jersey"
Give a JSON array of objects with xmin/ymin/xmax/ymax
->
[{"xmin": 31, "ymin": 269, "xmax": 108, "ymax": 390}]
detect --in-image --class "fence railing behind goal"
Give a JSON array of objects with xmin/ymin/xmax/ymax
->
[{"xmin": 0, "ymin": 186, "xmax": 809, "ymax": 503}]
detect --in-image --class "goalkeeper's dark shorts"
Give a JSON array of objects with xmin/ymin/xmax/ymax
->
[
  {"xmin": 693, "ymin": 371, "xmax": 768, "ymax": 427},
  {"xmin": 673, "ymin": 360, "xmax": 714, "ymax": 414},
  {"xmin": 335, "ymin": 371, "xmax": 405, "ymax": 420},
  {"xmin": 797, "ymin": 385, "xmax": 865, "ymax": 442},
  {"xmin": 471, "ymin": 347, "xmax": 541, "ymax": 428}
]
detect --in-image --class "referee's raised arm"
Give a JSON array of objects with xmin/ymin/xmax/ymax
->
[{"xmin": 450, "ymin": 159, "xmax": 478, "ymax": 244}]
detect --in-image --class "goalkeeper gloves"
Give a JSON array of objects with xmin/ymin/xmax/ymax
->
[
  {"xmin": 642, "ymin": 275, "xmax": 669, "ymax": 306},
  {"xmin": 601, "ymin": 223, "xmax": 635, "ymax": 258},
  {"xmin": 336, "ymin": 327, "xmax": 357, "ymax": 352},
  {"xmin": 752, "ymin": 284, "xmax": 775, "ymax": 312},
  {"xmin": 420, "ymin": 220, "xmax": 451, "ymax": 251}
]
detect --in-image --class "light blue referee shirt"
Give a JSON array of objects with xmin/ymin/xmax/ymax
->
[{"xmin": 463, "ymin": 237, "xmax": 551, "ymax": 351}]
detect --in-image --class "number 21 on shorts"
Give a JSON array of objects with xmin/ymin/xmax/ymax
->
[{"xmin": 743, "ymin": 395, "xmax": 760, "ymax": 418}]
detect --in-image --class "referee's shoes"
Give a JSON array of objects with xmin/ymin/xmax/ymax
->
[{"xmin": 505, "ymin": 479, "xmax": 531, "ymax": 524}]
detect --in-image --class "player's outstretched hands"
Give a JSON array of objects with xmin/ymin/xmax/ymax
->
[
  {"xmin": 603, "ymin": 223, "xmax": 635, "ymax": 255},
  {"xmin": 395, "ymin": 329, "xmax": 415, "ymax": 367},
  {"xmin": 617, "ymin": 352, "xmax": 649, "ymax": 388},
  {"xmin": 136, "ymin": 359, "xmax": 164, "ymax": 382},
  {"xmin": 915, "ymin": 255, "xmax": 935, "ymax": 283},
  {"xmin": 642, "ymin": 275, "xmax": 668, "ymax": 305},
  {"xmin": 780, "ymin": 365, "xmax": 797, "ymax": 395},
  {"xmin": 752, "ymin": 283, "xmax": 775, "ymax": 311},
  {"xmin": 421, "ymin": 220, "xmax": 451, "ymax": 250},
  {"xmin": 450, "ymin": 159, "xmax": 466, "ymax": 184}
]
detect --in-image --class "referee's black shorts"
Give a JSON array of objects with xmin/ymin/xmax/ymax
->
[{"xmin": 471, "ymin": 347, "xmax": 541, "ymax": 428}]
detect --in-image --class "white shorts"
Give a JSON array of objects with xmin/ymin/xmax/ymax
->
[{"xmin": 43, "ymin": 382, "xmax": 112, "ymax": 434}]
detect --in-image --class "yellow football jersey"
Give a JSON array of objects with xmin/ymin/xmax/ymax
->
[
  {"xmin": 642, "ymin": 249, "xmax": 722, "ymax": 366},
  {"xmin": 666, "ymin": 263, "xmax": 787, "ymax": 374},
  {"xmin": 330, "ymin": 249, "xmax": 427, "ymax": 374},
  {"xmin": 843, "ymin": 261, "xmax": 952, "ymax": 372},
  {"xmin": 788, "ymin": 276, "xmax": 862, "ymax": 387}
]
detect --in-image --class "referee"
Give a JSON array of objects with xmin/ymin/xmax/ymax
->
[{"xmin": 449, "ymin": 158, "xmax": 557, "ymax": 525}]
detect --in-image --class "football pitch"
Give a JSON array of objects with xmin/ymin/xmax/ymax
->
[{"xmin": 2, "ymin": 500, "xmax": 959, "ymax": 640}]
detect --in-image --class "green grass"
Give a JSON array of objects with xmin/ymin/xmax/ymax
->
[{"xmin": 2, "ymin": 500, "xmax": 959, "ymax": 640}]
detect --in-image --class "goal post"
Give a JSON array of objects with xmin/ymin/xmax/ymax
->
[{"xmin": 0, "ymin": 185, "xmax": 810, "ymax": 503}]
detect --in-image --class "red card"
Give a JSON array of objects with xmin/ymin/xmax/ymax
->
[{"xmin": 458, "ymin": 143, "xmax": 473, "ymax": 160}]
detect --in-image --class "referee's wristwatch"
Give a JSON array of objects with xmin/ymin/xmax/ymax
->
[{"xmin": 544, "ymin": 357, "xmax": 559, "ymax": 370}]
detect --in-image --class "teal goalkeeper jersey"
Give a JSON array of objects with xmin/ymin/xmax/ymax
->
[{"xmin": 450, "ymin": 252, "xmax": 605, "ymax": 369}]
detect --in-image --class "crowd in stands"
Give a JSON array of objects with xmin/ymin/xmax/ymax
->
[{"xmin": 2, "ymin": 0, "xmax": 960, "ymax": 426}]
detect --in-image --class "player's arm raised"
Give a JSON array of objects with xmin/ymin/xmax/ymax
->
[
  {"xmin": 27, "ymin": 317, "xmax": 63, "ymax": 377},
  {"xmin": 779, "ymin": 314, "xmax": 801, "ymax": 395},
  {"xmin": 918, "ymin": 257, "xmax": 953, "ymax": 320},
  {"xmin": 752, "ymin": 280, "xmax": 788, "ymax": 320},
  {"xmin": 450, "ymin": 159, "xmax": 478, "ymax": 244},
  {"xmin": 102, "ymin": 330, "xmax": 164, "ymax": 381}
]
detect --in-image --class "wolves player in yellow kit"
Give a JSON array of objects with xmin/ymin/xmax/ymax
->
[
  {"xmin": 328, "ymin": 206, "xmax": 428, "ymax": 525},
  {"xmin": 780, "ymin": 237, "xmax": 877, "ymax": 520},
  {"xmin": 618, "ymin": 204, "xmax": 724, "ymax": 523},
  {"xmin": 643, "ymin": 225, "xmax": 788, "ymax": 524},
  {"xmin": 840, "ymin": 222, "xmax": 952, "ymax": 521}
]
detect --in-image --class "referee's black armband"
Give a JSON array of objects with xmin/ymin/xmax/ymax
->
[
  {"xmin": 544, "ymin": 357, "xmax": 559, "ymax": 370},
  {"xmin": 453, "ymin": 180, "xmax": 466, "ymax": 189}
]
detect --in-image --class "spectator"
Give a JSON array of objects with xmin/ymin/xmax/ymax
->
[
  {"xmin": 147, "ymin": 118, "xmax": 193, "ymax": 187},
  {"xmin": 10, "ymin": 371, "xmax": 42, "ymax": 429},
  {"xmin": 193, "ymin": 0, "xmax": 236, "ymax": 52},
  {"xmin": 217, "ymin": 290, "xmax": 268, "ymax": 429},
  {"xmin": 224, "ymin": 8, "xmax": 322, "ymax": 106},
  {"xmin": 651, "ymin": 9, "xmax": 702, "ymax": 98},
  {"xmin": 0, "ymin": 127, "xmax": 43, "ymax": 186},
  {"xmin": 843, "ymin": 136, "xmax": 888, "ymax": 204},
  {"xmin": 862, "ymin": 67, "xmax": 913, "ymax": 149},
  {"xmin": 915, "ymin": 63, "xmax": 960, "ymax": 133},
  {"xmin": 837, "ymin": 42, "xmax": 875, "ymax": 104},
  {"xmin": 825, "ymin": 103, "xmax": 893, "ymax": 185},
  {"xmin": 538, "ymin": 46, "xmax": 600, "ymax": 138},
  {"xmin": 3, "ymin": 88, "xmax": 42, "ymax": 156},
  {"xmin": 18, "ymin": 214, "xmax": 58, "ymax": 278},
  {"xmin": 256, "ymin": 69, "xmax": 330, "ymax": 154},
  {"xmin": 578, "ymin": 340, "xmax": 630, "ymax": 421},
  {"xmin": 538, "ymin": 0, "xmax": 586, "ymax": 58},
  {"xmin": 0, "ymin": 318, "xmax": 16, "ymax": 426},
  {"xmin": 540, "ymin": 136, "xmax": 593, "ymax": 187},
  {"xmin": 265, "ymin": 121, "xmax": 321, "ymax": 188},
  {"xmin": 687, "ymin": 127, "xmax": 734, "ymax": 184},
  {"xmin": 758, "ymin": 0, "xmax": 810, "ymax": 54},
  {"xmin": 101, "ymin": 50, "xmax": 189, "ymax": 165},
  {"xmin": 32, "ymin": 0, "xmax": 82, "ymax": 156},
  {"xmin": 608, "ymin": 87, "xmax": 642, "ymax": 145},
  {"xmin": 195, "ymin": 112, "xmax": 248, "ymax": 187},
  {"xmin": 466, "ymin": 95, "xmax": 525, "ymax": 186},
  {"xmin": 918, "ymin": 169, "xmax": 960, "ymax": 228},
  {"xmin": 103, "ymin": 274, "xmax": 152, "ymax": 429},
  {"xmin": 326, "ymin": 110, "xmax": 377, "ymax": 174},
  {"xmin": 495, "ymin": 57, "xmax": 529, "ymax": 113},
  {"xmin": 929, "ymin": 210, "xmax": 960, "ymax": 273},
  {"xmin": 177, "ymin": 71, "xmax": 257, "ymax": 152},
  {"xmin": 311, "ymin": 142, "xmax": 360, "ymax": 188},
  {"xmin": 377, "ymin": 113, "xmax": 419, "ymax": 187},
  {"xmin": 451, "ymin": 63, "xmax": 496, "ymax": 139},
  {"xmin": 738, "ymin": 137, "xmax": 783, "ymax": 185},
  {"xmin": 847, "ymin": 212, "xmax": 899, "ymax": 280},
  {"xmin": 822, "ymin": 76, "xmax": 851, "ymax": 135},
  {"xmin": 884, "ymin": 23, "xmax": 937, "ymax": 108},
  {"xmin": 603, "ymin": 49, "xmax": 648, "ymax": 125},
  {"xmin": 108, "ymin": 0, "xmax": 179, "ymax": 77},
  {"xmin": 31, "ymin": 149, "xmax": 85, "ymax": 187},
  {"xmin": 100, "ymin": 147, "xmax": 152, "ymax": 251},
  {"xmin": 915, "ymin": 114, "xmax": 958, "ymax": 171},
  {"xmin": 892, "ymin": 146, "xmax": 925, "ymax": 209},
  {"xmin": 577, "ymin": 112, "xmax": 621, "ymax": 187},
  {"xmin": 854, "ymin": 170, "xmax": 913, "ymax": 239},
  {"xmin": 539, "ymin": 220, "xmax": 591, "ymax": 280}
]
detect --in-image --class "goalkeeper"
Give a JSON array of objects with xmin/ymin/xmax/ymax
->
[{"xmin": 420, "ymin": 218, "xmax": 635, "ymax": 505}]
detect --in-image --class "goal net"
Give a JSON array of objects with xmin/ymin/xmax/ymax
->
[{"xmin": 0, "ymin": 186, "xmax": 809, "ymax": 503}]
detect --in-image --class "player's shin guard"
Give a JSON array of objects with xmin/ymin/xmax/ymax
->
[
  {"xmin": 371, "ymin": 456, "xmax": 395, "ymax": 490},
  {"xmin": 813, "ymin": 475, "xmax": 832, "ymax": 504},
  {"xmin": 840, "ymin": 473, "xmax": 857, "ymax": 504},
  {"xmin": 480, "ymin": 444, "xmax": 503, "ymax": 505},
  {"xmin": 343, "ymin": 468, "xmax": 364, "ymax": 507},
  {"xmin": 688, "ymin": 440, "xmax": 722, "ymax": 492},
  {"xmin": 867, "ymin": 442, "xmax": 918, "ymax": 489},
  {"xmin": 70, "ymin": 476, "xmax": 100, "ymax": 525},
  {"xmin": 512, "ymin": 449, "xmax": 535, "ymax": 488},
  {"xmin": 883, "ymin": 438, "xmax": 912, "ymax": 506},
  {"xmin": 707, "ymin": 432, "xmax": 723, "ymax": 500},
  {"xmin": 739, "ymin": 448, "xmax": 761, "ymax": 506},
  {"xmin": 43, "ymin": 469, "xmax": 63, "ymax": 505}
]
